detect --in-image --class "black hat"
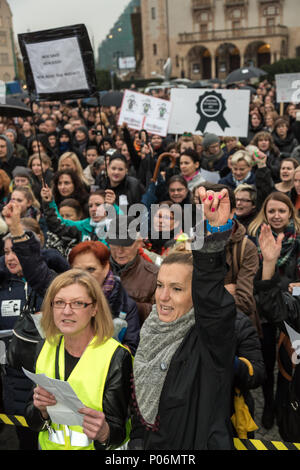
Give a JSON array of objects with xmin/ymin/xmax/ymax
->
[{"xmin": 106, "ymin": 215, "xmax": 139, "ymax": 247}]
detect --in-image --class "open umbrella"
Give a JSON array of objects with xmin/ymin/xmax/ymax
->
[
  {"xmin": 0, "ymin": 97, "xmax": 32, "ymax": 117},
  {"xmin": 100, "ymin": 91, "xmax": 124, "ymax": 108},
  {"xmin": 225, "ymin": 66, "xmax": 266, "ymax": 85}
]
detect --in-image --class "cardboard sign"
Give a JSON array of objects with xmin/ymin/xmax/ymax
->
[
  {"xmin": 18, "ymin": 24, "xmax": 97, "ymax": 101},
  {"xmin": 275, "ymin": 73, "xmax": 300, "ymax": 103},
  {"xmin": 118, "ymin": 90, "xmax": 172, "ymax": 137},
  {"xmin": 168, "ymin": 88, "xmax": 250, "ymax": 137}
]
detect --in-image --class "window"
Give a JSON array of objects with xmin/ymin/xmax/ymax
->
[
  {"xmin": 0, "ymin": 31, "xmax": 6, "ymax": 46},
  {"xmin": 151, "ymin": 7, "xmax": 156, "ymax": 19},
  {"xmin": 153, "ymin": 43, "xmax": 157, "ymax": 56},
  {"xmin": 232, "ymin": 20, "xmax": 241, "ymax": 29},
  {"xmin": 200, "ymin": 23, "xmax": 208, "ymax": 33},
  {"xmin": 0, "ymin": 53, "xmax": 8, "ymax": 65}
]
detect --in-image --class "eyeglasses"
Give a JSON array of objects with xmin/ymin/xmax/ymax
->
[
  {"xmin": 235, "ymin": 198, "xmax": 252, "ymax": 204},
  {"xmin": 52, "ymin": 300, "xmax": 94, "ymax": 310}
]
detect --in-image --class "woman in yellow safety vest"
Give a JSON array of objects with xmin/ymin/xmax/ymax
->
[{"xmin": 25, "ymin": 269, "xmax": 132, "ymax": 450}]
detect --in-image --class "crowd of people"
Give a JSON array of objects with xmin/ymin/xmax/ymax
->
[{"xmin": 0, "ymin": 78, "xmax": 300, "ymax": 450}]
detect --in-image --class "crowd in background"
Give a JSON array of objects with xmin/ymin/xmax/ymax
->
[{"xmin": 0, "ymin": 77, "xmax": 300, "ymax": 449}]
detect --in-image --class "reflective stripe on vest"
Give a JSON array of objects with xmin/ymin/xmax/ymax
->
[
  {"xmin": 36, "ymin": 335, "xmax": 121, "ymax": 450},
  {"xmin": 48, "ymin": 428, "xmax": 92, "ymax": 448}
]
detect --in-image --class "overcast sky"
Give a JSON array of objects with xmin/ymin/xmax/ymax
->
[{"xmin": 7, "ymin": 0, "xmax": 130, "ymax": 57}]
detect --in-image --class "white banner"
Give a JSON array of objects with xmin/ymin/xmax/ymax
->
[
  {"xmin": 275, "ymin": 73, "xmax": 300, "ymax": 103},
  {"xmin": 118, "ymin": 90, "xmax": 172, "ymax": 137},
  {"xmin": 25, "ymin": 37, "xmax": 89, "ymax": 95},
  {"xmin": 168, "ymin": 88, "xmax": 250, "ymax": 137},
  {"xmin": 119, "ymin": 56, "xmax": 136, "ymax": 70}
]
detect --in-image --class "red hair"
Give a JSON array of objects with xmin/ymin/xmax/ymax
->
[{"xmin": 68, "ymin": 241, "xmax": 110, "ymax": 267}]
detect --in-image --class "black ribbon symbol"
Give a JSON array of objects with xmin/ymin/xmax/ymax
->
[{"xmin": 195, "ymin": 90, "xmax": 230, "ymax": 133}]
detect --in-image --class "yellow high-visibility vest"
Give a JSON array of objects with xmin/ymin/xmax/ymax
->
[{"xmin": 36, "ymin": 335, "xmax": 121, "ymax": 450}]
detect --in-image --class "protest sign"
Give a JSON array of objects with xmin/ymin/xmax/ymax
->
[
  {"xmin": 168, "ymin": 88, "xmax": 250, "ymax": 137},
  {"xmin": 275, "ymin": 73, "xmax": 300, "ymax": 103},
  {"xmin": 118, "ymin": 90, "xmax": 172, "ymax": 137},
  {"xmin": 18, "ymin": 24, "xmax": 97, "ymax": 101}
]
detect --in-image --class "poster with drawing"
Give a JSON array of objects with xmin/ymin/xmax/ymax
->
[
  {"xmin": 168, "ymin": 88, "xmax": 251, "ymax": 137},
  {"xmin": 118, "ymin": 90, "xmax": 172, "ymax": 137}
]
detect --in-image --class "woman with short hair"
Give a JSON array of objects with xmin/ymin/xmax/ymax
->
[
  {"xmin": 219, "ymin": 150, "xmax": 255, "ymax": 189},
  {"xmin": 24, "ymin": 269, "xmax": 132, "ymax": 450}
]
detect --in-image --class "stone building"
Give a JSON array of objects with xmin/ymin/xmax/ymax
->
[
  {"xmin": 140, "ymin": 0, "xmax": 300, "ymax": 80},
  {"xmin": 0, "ymin": 0, "xmax": 16, "ymax": 82}
]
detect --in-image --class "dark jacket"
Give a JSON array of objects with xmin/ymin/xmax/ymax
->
[
  {"xmin": 24, "ymin": 340, "xmax": 133, "ymax": 449},
  {"xmin": 254, "ymin": 267, "xmax": 300, "ymax": 441},
  {"xmin": 106, "ymin": 276, "xmax": 140, "ymax": 355},
  {"xmin": 130, "ymin": 231, "xmax": 236, "ymax": 450},
  {"xmin": 219, "ymin": 171, "xmax": 256, "ymax": 190},
  {"xmin": 272, "ymin": 130, "xmax": 299, "ymax": 158},
  {"xmin": 96, "ymin": 174, "xmax": 145, "ymax": 207},
  {"xmin": 233, "ymin": 310, "xmax": 265, "ymax": 426}
]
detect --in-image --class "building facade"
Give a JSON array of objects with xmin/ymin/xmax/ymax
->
[
  {"xmin": 140, "ymin": 0, "xmax": 300, "ymax": 80},
  {"xmin": 97, "ymin": 0, "xmax": 140, "ymax": 73},
  {"xmin": 0, "ymin": 0, "xmax": 16, "ymax": 82}
]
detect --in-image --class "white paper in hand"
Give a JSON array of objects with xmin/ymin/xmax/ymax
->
[{"xmin": 23, "ymin": 368, "xmax": 85, "ymax": 426}]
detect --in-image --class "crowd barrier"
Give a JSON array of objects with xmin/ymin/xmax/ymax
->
[{"xmin": 1, "ymin": 414, "xmax": 299, "ymax": 450}]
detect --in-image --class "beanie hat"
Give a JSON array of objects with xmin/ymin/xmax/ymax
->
[
  {"xmin": 202, "ymin": 133, "xmax": 220, "ymax": 149},
  {"xmin": 12, "ymin": 166, "xmax": 33, "ymax": 180}
]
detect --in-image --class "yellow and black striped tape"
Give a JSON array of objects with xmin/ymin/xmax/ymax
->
[
  {"xmin": 0, "ymin": 413, "xmax": 28, "ymax": 427},
  {"xmin": 234, "ymin": 438, "xmax": 300, "ymax": 450},
  {"xmin": 0, "ymin": 415, "xmax": 300, "ymax": 450}
]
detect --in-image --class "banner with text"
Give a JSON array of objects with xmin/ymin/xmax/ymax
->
[
  {"xmin": 118, "ymin": 90, "xmax": 172, "ymax": 137},
  {"xmin": 168, "ymin": 88, "xmax": 250, "ymax": 137},
  {"xmin": 275, "ymin": 73, "xmax": 300, "ymax": 103},
  {"xmin": 18, "ymin": 24, "xmax": 97, "ymax": 101}
]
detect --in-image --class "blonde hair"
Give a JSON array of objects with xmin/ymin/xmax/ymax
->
[
  {"xmin": 28, "ymin": 152, "xmax": 53, "ymax": 171},
  {"xmin": 58, "ymin": 152, "xmax": 89, "ymax": 186},
  {"xmin": 248, "ymin": 191, "xmax": 300, "ymax": 237},
  {"xmin": 12, "ymin": 186, "xmax": 40, "ymax": 210},
  {"xmin": 231, "ymin": 150, "xmax": 252, "ymax": 167},
  {"xmin": 41, "ymin": 269, "xmax": 114, "ymax": 346}
]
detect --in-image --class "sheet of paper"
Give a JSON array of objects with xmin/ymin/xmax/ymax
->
[
  {"xmin": 292, "ymin": 287, "xmax": 300, "ymax": 296},
  {"xmin": 23, "ymin": 368, "xmax": 85, "ymax": 426}
]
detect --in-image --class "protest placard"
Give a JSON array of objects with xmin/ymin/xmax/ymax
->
[
  {"xmin": 118, "ymin": 90, "xmax": 172, "ymax": 137},
  {"xmin": 18, "ymin": 24, "xmax": 97, "ymax": 101},
  {"xmin": 275, "ymin": 73, "xmax": 300, "ymax": 103},
  {"xmin": 168, "ymin": 88, "xmax": 250, "ymax": 137}
]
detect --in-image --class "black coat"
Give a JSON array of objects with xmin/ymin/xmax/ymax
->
[
  {"xmin": 96, "ymin": 174, "xmax": 145, "ymax": 206},
  {"xmin": 106, "ymin": 276, "xmax": 140, "ymax": 355},
  {"xmin": 130, "ymin": 232, "xmax": 236, "ymax": 450}
]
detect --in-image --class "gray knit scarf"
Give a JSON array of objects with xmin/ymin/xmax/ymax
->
[{"xmin": 133, "ymin": 305, "xmax": 195, "ymax": 425}]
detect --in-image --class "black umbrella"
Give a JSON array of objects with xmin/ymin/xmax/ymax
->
[
  {"xmin": 225, "ymin": 66, "xmax": 267, "ymax": 85},
  {"xmin": 100, "ymin": 91, "xmax": 124, "ymax": 108},
  {"xmin": 0, "ymin": 97, "xmax": 32, "ymax": 117}
]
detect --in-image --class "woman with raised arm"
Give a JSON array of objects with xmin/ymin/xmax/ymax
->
[{"xmin": 129, "ymin": 186, "xmax": 237, "ymax": 450}]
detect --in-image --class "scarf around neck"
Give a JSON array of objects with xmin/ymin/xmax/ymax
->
[{"xmin": 133, "ymin": 304, "xmax": 195, "ymax": 426}]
